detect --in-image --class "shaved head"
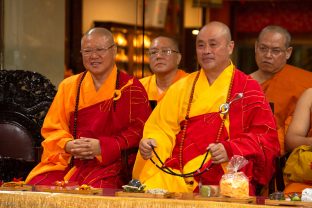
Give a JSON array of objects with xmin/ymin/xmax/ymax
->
[
  {"xmin": 198, "ymin": 21, "xmax": 232, "ymax": 43},
  {"xmin": 82, "ymin": 27, "xmax": 114, "ymax": 45},
  {"xmin": 152, "ymin": 36, "xmax": 180, "ymax": 52},
  {"xmin": 258, "ymin": 25, "xmax": 291, "ymax": 48}
]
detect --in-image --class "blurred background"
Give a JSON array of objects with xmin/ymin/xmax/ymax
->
[{"xmin": 1, "ymin": 0, "xmax": 311, "ymax": 86}]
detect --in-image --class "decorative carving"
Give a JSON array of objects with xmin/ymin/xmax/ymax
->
[
  {"xmin": 0, "ymin": 69, "xmax": 56, "ymax": 182},
  {"xmin": 0, "ymin": 70, "xmax": 56, "ymax": 146}
]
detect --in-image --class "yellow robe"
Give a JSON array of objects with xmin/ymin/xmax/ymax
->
[
  {"xmin": 140, "ymin": 69, "xmax": 187, "ymax": 102},
  {"xmin": 133, "ymin": 65, "xmax": 233, "ymax": 192}
]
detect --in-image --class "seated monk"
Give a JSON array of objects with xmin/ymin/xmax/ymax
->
[
  {"xmin": 133, "ymin": 22, "xmax": 280, "ymax": 196},
  {"xmin": 25, "ymin": 28, "xmax": 151, "ymax": 188},
  {"xmin": 140, "ymin": 36, "xmax": 187, "ymax": 108},
  {"xmin": 284, "ymin": 88, "xmax": 312, "ymax": 194},
  {"xmin": 250, "ymin": 25, "xmax": 312, "ymax": 155}
]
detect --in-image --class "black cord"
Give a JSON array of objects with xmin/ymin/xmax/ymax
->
[{"xmin": 149, "ymin": 146, "xmax": 212, "ymax": 178}]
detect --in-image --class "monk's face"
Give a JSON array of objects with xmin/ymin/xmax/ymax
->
[
  {"xmin": 81, "ymin": 34, "xmax": 116, "ymax": 76},
  {"xmin": 255, "ymin": 31, "xmax": 292, "ymax": 74},
  {"xmin": 196, "ymin": 24, "xmax": 234, "ymax": 73},
  {"xmin": 148, "ymin": 37, "xmax": 181, "ymax": 75}
]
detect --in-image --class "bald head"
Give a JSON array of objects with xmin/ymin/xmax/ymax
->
[
  {"xmin": 82, "ymin": 27, "xmax": 115, "ymax": 45},
  {"xmin": 198, "ymin": 21, "xmax": 232, "ymax": 43},
  {"xmin": 152, "ymin": 36, "xmax": 180, "ymax": 52},
  {"xmin": 258, "ymin": 25, "xmax": 291, "ymax": 48}
]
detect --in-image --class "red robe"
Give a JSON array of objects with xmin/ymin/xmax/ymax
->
[
  {"xmin": 135, "ymin": 68, "xmax": 280, "ymax": 195},
  {"xmin": 27, "ymin": 71, "xmax": 151, "ymax": 188}
]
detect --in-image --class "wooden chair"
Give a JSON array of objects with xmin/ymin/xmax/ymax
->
[{"xmin": 0, "ymin": 69, "xmax": 56, "ymax": 182}]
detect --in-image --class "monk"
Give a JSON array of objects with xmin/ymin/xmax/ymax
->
[
  {"xmin": 250, "ymin": 25, "xmax": 312, "ymax": 155},
  {"xmin": 140, "ymin": 36, "xmax": 187, "ymax": 106},
  {"xmin": 283, "ymin": 88, "xmax": 312, "ymax": 194},
  {"xmin": 25, "ymin": 28, "xmax": 151, "ymax": 188},
  {"xmin": 133, "ymin": 22, "xmax": 280, "ymax": 195}
]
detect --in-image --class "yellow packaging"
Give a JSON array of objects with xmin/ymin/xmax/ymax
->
[{"xmin": 220, "ymin": 171, "xmax": 249, "ymax": 198}]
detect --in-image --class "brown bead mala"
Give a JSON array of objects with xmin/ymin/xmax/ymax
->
[
  {"xmin": 70, "ymin": 70, "xmax": 120, "ymax": 167},
  {"xmin": 150, "ymin": 69, "xmax": 235, "ymax": 178}
]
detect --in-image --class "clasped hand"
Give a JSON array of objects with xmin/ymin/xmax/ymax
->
[{"xmin": 65, "ymin": 137, "xmax": 101, "ymax": 160}]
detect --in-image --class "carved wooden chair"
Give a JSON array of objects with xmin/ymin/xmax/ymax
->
[{"xmin": 0, "ymin": 69, "xmax": 56, "ymax": 182}]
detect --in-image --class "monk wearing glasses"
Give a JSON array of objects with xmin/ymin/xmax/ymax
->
[
  {"xmin": 26, "ymin": 28, "xmax": 151, "ymax": 188},
  {"xmin": 251, "ymin": 25, "xmax": 312, "ymax": 155}
]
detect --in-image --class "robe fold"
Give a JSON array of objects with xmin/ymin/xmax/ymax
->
[
  {"xmin": 133, "ymin": 63, "xmax": 280, "ymax": 195},
  {"xmin": 260, "ymin": 64, "xmax": 312, "ymax": 155},
  {"xmin": 140, "ymin": 69, "xmax": 187, "ymax": 102},
  {"xmin": 26, "ymin": 66, "xmax": 151, "ymax": 188},
  {"xmin": 284, "ymin": 115, "xmax": 312, "ymax": 194}
]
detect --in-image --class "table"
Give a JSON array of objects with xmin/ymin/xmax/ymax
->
[{"xmin": 0, "ymin": 190, "xmax": 295, "ymax": 208}]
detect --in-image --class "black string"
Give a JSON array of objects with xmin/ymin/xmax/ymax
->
[{"xmin": 149, "ymin": 146, "xmax": 212, "ymax": 178}]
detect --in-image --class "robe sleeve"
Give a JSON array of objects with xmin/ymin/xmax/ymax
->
[
  {"xmin": 99, "ymin": 78, "xmax": 152, "ymax": 166},
  {"xmin": 223, "ymin": 79, "xmax": 280, "ymax": 185},
  {"xmin": 40, "ymin": 78, "xmax": 75, "ymax": 166}
]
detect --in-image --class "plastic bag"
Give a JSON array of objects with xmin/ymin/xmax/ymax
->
[{"xmin": 220, "ymin": 155, "xmax": 249, "ymax": 198}]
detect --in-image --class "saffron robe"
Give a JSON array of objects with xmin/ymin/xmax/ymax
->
[
  {"xmin": 284, "ymin": 115, "xmax": 312, "ymax": 194},
  {"xmin": 133, "ymin": 64, "xmax": 280, "ymax": 195},
  {"xmin": 26, "ymin": 66, "xmax": 151, "ymax": 188},
  {"xmin": 140, "ymin": 69, "xmax": 187, "ymax": 102},
  {"xmin": 260, "ymin": 64, "xmax": 312, "ymax": 155}
]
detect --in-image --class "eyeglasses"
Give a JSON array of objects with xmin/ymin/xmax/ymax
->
[
  {"xmin": 81, "ymin": 44, "xmax": 115, "ymax": 56},
  {"xmin": 257, "ymin": 45, "xmax": 286, "ymax": 56},
  {"xmin": 148, "ymin": 49, "xmax": 179, "ymax": 57}
]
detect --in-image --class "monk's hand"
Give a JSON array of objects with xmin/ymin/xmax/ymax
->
[
  {"xmin": 75, "ymin": 137, "xmax": 101, "ymax": 159},
  {"xmin": 139, "ymin": 138, "xmax": 157, "ymax": 160},
  {"xmin": 207, "ymin": 143, "xmax": 229, "ymax": 164},
  {"xmin": 65, "ymin": 138, "xmax": 97, "ymax": 160}
]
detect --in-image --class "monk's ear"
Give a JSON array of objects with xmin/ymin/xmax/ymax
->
[
  {"xmin": 255, "ymin": 41, "xmax": 258, "ymax": 53},
  {"xmin": 285, "ymin": 47, "xmax": 292, "ymax": 60},
  {"xmin": 176, "ymin": 53, "xmax": 182, "ymax": 65}
]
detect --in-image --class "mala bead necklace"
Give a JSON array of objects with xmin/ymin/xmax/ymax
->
[
  {"xmin": 150, "ymin": 69, "xmax": 235, "ymax": 178},
  {"xmin": 70, "ymin": 70, "xmax": 120, "ymax": 167}
]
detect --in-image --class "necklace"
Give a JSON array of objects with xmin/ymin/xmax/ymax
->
[
  {"xmin": 70, "ymin": 70, "xmax": 119, "ymax": 167},
  {"xmin": 150, "ymin": 68, "xmax": 235, "ymax": 178}
]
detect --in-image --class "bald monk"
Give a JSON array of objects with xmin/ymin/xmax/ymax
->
[
  {"xmin": 250, "ymin": 25, "xmax": 312, "ymax": 155},
  {"xmin": 140, "ymin": 36, "xmax": 187, "ymax": 106},
  {"xmin": 133, "ymin": 22, "xmax": 279, "ymax": 195},
  {"xmin": 26, "ymin": 27, "xmax": 151, "ymax": 188}
]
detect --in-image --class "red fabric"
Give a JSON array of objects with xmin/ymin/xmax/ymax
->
[
  {"xmin": 235, "ymin": 2, "xmax": 312, "ymax": 33},
  {"xmin": 68, "ymin": 72, "xmax": 151, "ymax": 187},
  {"xmin": 29, "ymin": 72, "xmax": 151, "ymax": 188},
  {"xmin": 162, "ymin": 69, "xmax": 279, "ymax": 195}
]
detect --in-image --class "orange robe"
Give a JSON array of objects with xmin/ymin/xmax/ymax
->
[
  {"xmin": 260, "ymin": 64, "xmax": 312, "ymax": 155},
  {"xmin": 26, "ymin": 66, "xmax": 151, "ymax": 188},
  {"xmin": 139, "ymin": 69, "xmax": 187, "ymax": 103}
]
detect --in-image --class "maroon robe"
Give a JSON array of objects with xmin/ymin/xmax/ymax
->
[{"xmin": 28, "ymin": 72, "xmax": 151, "ymax": 188}]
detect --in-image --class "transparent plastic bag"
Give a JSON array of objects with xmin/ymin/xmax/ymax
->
[{"xmin": 220, "ymin": 155, "xmax": 249, "ymax": 198}]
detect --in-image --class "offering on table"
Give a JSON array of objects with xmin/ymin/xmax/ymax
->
[
  {"xmin": 220, "ymin": 155, "xmax": 249, "ymax": 199},
  {"xmin": 301, "ymin": 188, "xmax": 312, "ymax": 202},
  {"xmin": 122, "ymin": 179, "xmax": 146, "ymax": 192},
  {"xmin": 199, "ymin": 185, "xmax": 219, "ymax": 197}
]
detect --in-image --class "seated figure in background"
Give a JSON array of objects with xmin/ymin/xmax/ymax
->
[
  {"xmin": 25, "ymin": 27, "xmax": 151, "ymax": 188},
  {"xmin": 140, "ymin": 36, "xmax": 187, "ymax": 107},
  {"xmin": 284, "ymin": 88, "xmax": 312, "ymax": 194},
  {"xmin": 133, "ymin": 21, "xmax": 280, "ymax": 196},
  {"xmin": 250, "ymin": 25, "xmax": 312, "ymax": 155}
]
